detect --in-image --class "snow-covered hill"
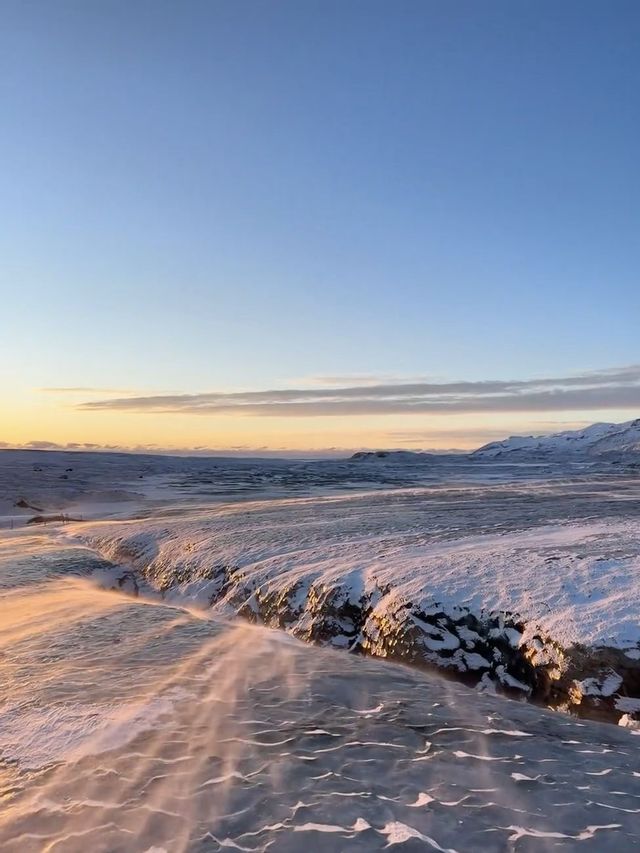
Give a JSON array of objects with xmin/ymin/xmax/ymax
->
[
  {"xmin": 473, "ymin": 418, "xmax": 640, "ymax": 459},
  {"xmin": 77, "ymin": 479, "xmax": 640, "ymax": 722}
]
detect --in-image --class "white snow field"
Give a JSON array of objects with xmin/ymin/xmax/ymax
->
[
  {"xmin": 2, "ymin": 443, "xmax": 640, "ymax": 720},
  {"xmin": 85, "ymin": 505, "xmax": 640, "ymax": 654},
  {"xmin": 77, "ymin": 483, "xmax": 640, "ymax": 718},
  {"xmin": 2, "ymin": 444, "xmax": 640, "ymax": 851}
]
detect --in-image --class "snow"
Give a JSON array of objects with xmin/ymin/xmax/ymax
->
[
  {"xmin": 576, "ymin": 673, "xmax": 624, "ymax": 698},
  {"xmin": 0, "ymin": 688, "xmax": 189, "ymax": 769},
  {"xmin": 3, "ymin": 448, "xmax": 640, "ymax": 849},
  {"xmin": 2, "ymin": 445, "xmax": 640, "ymax": 716},
  {"xmin": 474, "ymin": 418, "xmax": 640, "ymax": 459},
  {"xmin": 77, "ymin": 504, "xmax": 640, "ymax": 654},
  {"xmin": 615, "ymin": 697, "xmax": 640, "ymax": 714},
  {"xmin": 0, "ymin": 442, "xmax": 628, "ymax": 531}
]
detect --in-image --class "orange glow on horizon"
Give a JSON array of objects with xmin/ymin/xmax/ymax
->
[{"xmin": 2, "ymin": 388, "xmax": 637, "ymax": 455}]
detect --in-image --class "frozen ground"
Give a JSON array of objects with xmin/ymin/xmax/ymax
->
[
  {"xmin": 77, "ymin": 480, "xmax": 640, "ymax": 720},
  {"xmin": 0, "ymin": 447, "xmax": 624, "ymax": 523},
  {"xmin": 2, "ymin": 448, "xmax": 640, "ymax": 719},
  {"xmin": 0, "ymin": 536, "xmax": 639, "ymax": 853},
  {"xmin": 2, "ymin": 449, "xmax": 640, "ymax": 850}
]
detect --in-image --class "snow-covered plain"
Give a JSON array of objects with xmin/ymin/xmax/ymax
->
[
  {"xmin": 77, "ymin": 481, "xmax": 640, "ymax": 718},
  {"xmin": 1, "ymin": 567, "xmax": 638, "ymax": 852},
  {"xmin": 2, "ymin": 446, "xmax": 640, "ymax": 721},
  {"xmin": 3, "ymin": 446, "xmax": 640, "ymax": 850}
]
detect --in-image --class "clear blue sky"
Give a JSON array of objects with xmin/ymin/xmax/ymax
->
[{"xmin": 2, "ymin": 0, "xmax": 640, "ymax": 450}]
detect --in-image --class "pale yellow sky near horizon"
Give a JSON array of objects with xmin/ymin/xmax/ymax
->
[
  {"xmin": 3, "ymin": 1, "xmax": 640, "ymax": 458},
  {"xmin": 2, "ymin": 386, "xmax": 638, "ymax": 454}
]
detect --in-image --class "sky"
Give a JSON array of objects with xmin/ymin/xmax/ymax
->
[{"xmin": 2, "ymin": 0, "xmax": 640, "ymax": 455}]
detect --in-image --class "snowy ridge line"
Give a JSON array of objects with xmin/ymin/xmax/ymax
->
[
  {"xmin": 473, "ymin": 418, "xmax": 640, "ymax": 459},
  {"xmin": 71, "ymin": 497, "xmax": 640, "ymax": 726}
]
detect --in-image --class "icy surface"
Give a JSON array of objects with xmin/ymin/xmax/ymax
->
[
  {"xmin": 80, "ymin": 488, "xmax": 640, "ymax": 653},
  {"xmin": 1, "ymin": 449, "xmax": 640, "ymax": 849},
  {"xmin": 0, "ymin": 552, "xmax": 639, "ymax": 853},
  {"xmin": 3, "ymin": 447, "xmax": 640, "ymax": 709},
  {"xmin": 0, "ymin": 445, "xmax": 629, "ymax": 525}
]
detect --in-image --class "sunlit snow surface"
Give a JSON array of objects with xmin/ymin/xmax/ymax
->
[
  {"xmin": 0, "ymin": 543, "xmax": 639, "ymax": 853},
  {"xmin": 1, "ymin": 450, "xmax": 640, "ymax": 850}
]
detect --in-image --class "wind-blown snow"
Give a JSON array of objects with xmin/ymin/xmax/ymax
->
[
  {"xmin": 3, "ymin": 446, "xmax": 640, "ymax": 717},
  {"xmin": 78, "ymin": 495, "xmax": 640, "ymax": 654}
]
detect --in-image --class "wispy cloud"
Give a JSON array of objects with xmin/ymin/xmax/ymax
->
[
  {"xmin": 18, "ymin": 440, "xmax": 114, "ymax": 451},
  {"xmin": 387, "ymin": 428, "xmax": 522, "ymax": 445},
  {"xmin": 385, "ymin": 419, "xmax": 596, "ymax": 449},
  {"xmin": 0, "ymin": 441, "xmax": 348, "ymax": 459},
  {"xmin": 77, "ymin": 365, "xmax": 640, "ymax": 417},
  {"xmin": 39, "ymin": 387, "xmax": 133, "ymax": 395},
  {"xmin": 296, "ymin": 373, "xmax": 438, "ymax": 387},
  {"xmin": 25, "ymin": 440, "xmax": 70, "ymax": 449}
]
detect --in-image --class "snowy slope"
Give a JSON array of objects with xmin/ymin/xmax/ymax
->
[
  {"xmin": 473, "ymin": 418, "xmax": 640, "ymax": 459},
  {"xmin": 4, "ymin": 448, "xmax": 640, "ymax": 721},
  {"xmin": 81, "ymin": 508, "xmax": 640, "ymax": 655},
  {"xmin": 70, "ymin": 475, "xmax": 640, "ymax": 720}
]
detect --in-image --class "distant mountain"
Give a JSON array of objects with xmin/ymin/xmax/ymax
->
[
  {"xmin": 350, "ymin": 450, "xmax": 437, "ymax": 462},
  {"xmin": 473, "ymin": 418, "xmax": 640, "ymax": 459},
  {"xmin": 348, "ymin": 419, "xmax": 640, "ymax": 463}
]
